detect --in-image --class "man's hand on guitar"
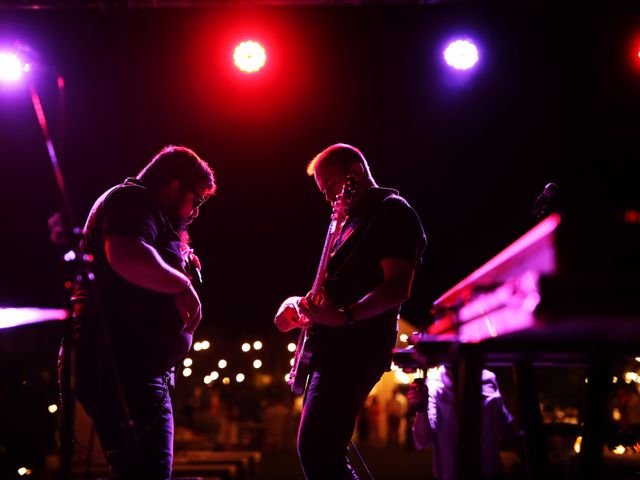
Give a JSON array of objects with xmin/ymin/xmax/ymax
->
[
  {"xmin": 175, "ymin": 283, "xmax": 202, "ymax": 335},
  {"xmin": 274, "ymin": 296, "xmax": 311, "ymax": 332},
  {"xmin": 298, "ymin": 290, "xmax": 349, "ymax": 328}
]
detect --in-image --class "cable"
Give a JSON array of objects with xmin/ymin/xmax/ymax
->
[{"xmin": 349, "ymin": 440, "xmax": 375, "ymax": 480}]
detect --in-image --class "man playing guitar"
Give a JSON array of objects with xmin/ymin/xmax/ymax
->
[{"xmin": 274, "ymin": 143, "xmax": 426, "ymax": 480}]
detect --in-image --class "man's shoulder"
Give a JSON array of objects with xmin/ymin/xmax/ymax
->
[
  {"xmin": 379, "ymin": 192, "xmax": 423, "ymax": 224},
  {"xmin": 102, "ymin": 179, "xmax": 156, "ymax": 214},
  {"xmin": 383, "ymin": 193, "xmax": 413, "ymax": 210}
]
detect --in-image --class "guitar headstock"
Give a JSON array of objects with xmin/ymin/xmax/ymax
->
[{"xmin": 332, "ymin": 175, "xmax": 357, "ymax": 222}]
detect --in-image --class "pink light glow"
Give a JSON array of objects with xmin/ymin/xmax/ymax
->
[{"xmin": 0, "ymin": 307, "xmax": 68, "ymax": 329}]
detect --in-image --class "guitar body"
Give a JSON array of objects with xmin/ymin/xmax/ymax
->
[
  {"xmin": 290, "ymin": 327, "xmax": 314, "ymax": 396},
  {"xmin": 287, "ymin": 176, "xmax": 356, "ymax": 395}
]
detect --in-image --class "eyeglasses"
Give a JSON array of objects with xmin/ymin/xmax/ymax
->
[{"xmin": 190, "ymin": 190, "xmax": 207, "ymax": 210}]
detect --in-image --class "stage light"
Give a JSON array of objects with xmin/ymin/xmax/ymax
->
[
  {"xmin": 253, "ymin": 340, "xmax": 263, "ymax": 350},
  {"xmin": 631, "ymin": 32, "xmax": 640, "ymax": 72},
  {"xmin": 0, "ymin": 52, "xmax": 26, "ymax": 83},
  {"xmin": 443, "ymin": 39, "xmax": 479, "ymax": 71},
  {"xmin": 48, "ymin": 404, "xmax": 58, "ymax": 413},
  {"xmin": 210, "ymin": 371, "xmax": 219, "ymax": 380},
  {"xmin": 236, "ymin": 373, "xmax": 245, "ymax": 383},
  {"xmin": 233, "ymin": 40, "xmax": 267, "ymax": 73},
  {"xmin": 287, "ymin": 342, "xmax": 296, "ymax": 352},
  {"xmin": 253, "ymin": 359, "xmax": 262, "ymax": 369},
  {"xmin": 218, "ymin": 359, "xmax": 227, "ymax": 369},
  {"xmin": 222, "ymin": 377, "xmax": 231, "ymax": 385},
  {"xmin": 242, "ymin": 342, "xmax": 251, "ymax": 352},
  {"xmin": 183, "ymin": 368, "xmax": 192, "ymax": 377},
  {"xmin": 183, "ymin": 357, "xmax": 193, "ymax": 367},
  {"xmin": 204, "ymin": 375, "xmax": 212, "ymax": 385},
  {"xmin": 200, "ymin": 340, "xmax": 210, "ymax": 350}
]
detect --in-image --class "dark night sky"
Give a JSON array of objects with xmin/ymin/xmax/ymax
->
[{"xmin": 0, "ymin": 3, "xmax": 638, "ymax": 347}]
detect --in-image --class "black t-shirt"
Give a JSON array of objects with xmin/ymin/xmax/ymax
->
[
  {"xmin": 75, "ymin": 178, "xmax": 191, "ymax": 376},
  {"xmin": 312, "ymin": 187, "xmax": 427, "ymax": 372}
]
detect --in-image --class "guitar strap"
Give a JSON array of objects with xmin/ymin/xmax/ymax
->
[{"xmin": 328, "ymin": 191, "xmax": 397, "ymax": 278}]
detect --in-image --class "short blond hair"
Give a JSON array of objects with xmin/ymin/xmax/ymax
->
[{"xmin": 306, "ymin": 143, "xmax": 372, "ymax": 178}]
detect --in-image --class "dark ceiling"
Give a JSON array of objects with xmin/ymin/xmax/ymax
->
[{"xmin": 0, "ymin": 0, "xmax": 540, "ymax": 9}]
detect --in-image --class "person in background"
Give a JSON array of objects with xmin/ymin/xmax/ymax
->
[{"xmin": 408, "ymin": 367, "xmax": 516, "ymax": 480}]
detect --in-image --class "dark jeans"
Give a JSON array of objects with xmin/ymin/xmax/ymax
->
[
  {"xmin": 76, "ymin": 368, "xmax": 174, "ymax": 480},
  {"xmin": 297, "ymin": 366, "xmax": 386, "ymax": 480}
]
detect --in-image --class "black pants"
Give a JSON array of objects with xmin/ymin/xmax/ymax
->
[
  {"xmin": 297, "ymin": 366, "xmax": 386, "ymax": 480},
  {"xmin": 76, "ymin": 368, "xmax": 174, "ymax": 480}
]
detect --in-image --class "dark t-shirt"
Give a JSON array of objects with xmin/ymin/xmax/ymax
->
[
  {"xmin": 312, "ymin": 187, "xmax": 427, "ymax": 373},
  {"xmin": 75, "ymin": 178, "xmax": 191, "ymax": 377}
]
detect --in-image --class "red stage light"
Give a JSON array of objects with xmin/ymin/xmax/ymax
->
[
  {"xmin": 629, "ymin": 31, "xmax": 640, "ymax": 73},
  {"xmin": 233, "ymin": 40, "xmax": 267, "ymax": 73}
]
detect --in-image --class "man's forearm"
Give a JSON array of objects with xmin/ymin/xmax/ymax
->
[
  {"xmin": 412, "ymin": 411, "xmax": 434, "ymax": 449},
  {"xmin": 347, "ymin": 279, "xmax": 410, "ymax": 322},
  {"xmin": 106, "ymin": 236, "xmax": 190, "ymax": 294}
]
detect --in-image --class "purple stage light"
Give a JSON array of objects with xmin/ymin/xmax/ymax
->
[
  {"xmin": 443, "ymin": 39, "xmax": 479, "ymax": 71},
  {"xmin": 0, "ymin": 52, "xmax": 27, "ymax": 83}
]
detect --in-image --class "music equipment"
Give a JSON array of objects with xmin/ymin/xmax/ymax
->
[
  {"xmin": 393, "ymin": 209, "xmax": 640, "ymax": 479},
  {"xmin": 407, "ymin": 209, "xmax": 640, "ymax": 346},
  {"xmin": 288, "ymin": 175, "xmax": 356, "ymax": 395}
]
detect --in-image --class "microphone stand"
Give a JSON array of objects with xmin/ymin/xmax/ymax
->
[{"xmin": 30, "ymin": 75, "xmax": 83, "ymax": 480}]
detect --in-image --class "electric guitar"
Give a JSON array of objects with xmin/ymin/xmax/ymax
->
[{"xmin": 288, "ymin": 175, "xmax": 356, "ymax": 395}]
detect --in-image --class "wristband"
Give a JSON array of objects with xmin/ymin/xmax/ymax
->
[{"xmin": 341, "ymin": 306, "xmax": 356, "ymax": 326}]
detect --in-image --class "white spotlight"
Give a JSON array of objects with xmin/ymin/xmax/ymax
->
[{"xmin": 443, "ymin": 39, "xmax": 479, "ymax": 71}]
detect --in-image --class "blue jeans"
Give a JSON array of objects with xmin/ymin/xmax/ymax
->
[
  {"xmin": 76, "ymin": 369, "xmax": 174, "ymax": 479},
  {"xmin": 297, "ymin": 366, "xmax": 385, "ymax": 480}
]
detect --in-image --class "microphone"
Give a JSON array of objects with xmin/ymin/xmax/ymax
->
[
  {"xmin": 532, "ymin": 182, "xmax": 559, "ymax": 218},
  {"xmin": 184, "ymin": 248, "xmax": 203, "ymax": 284},
  {"xmin": 193, "ymin": 266, "xmax": 203, "ymax": 284}
]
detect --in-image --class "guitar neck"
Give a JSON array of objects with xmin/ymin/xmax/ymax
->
[
  {"xmin": 309, "ymin": 217, "xmax": 340, "ymax": 299},
  {"xmin": 308, "ymin": 175, "xmax": 355, "ymax": 301}
]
